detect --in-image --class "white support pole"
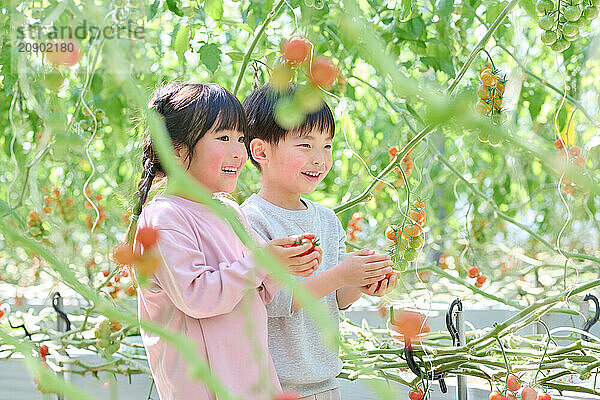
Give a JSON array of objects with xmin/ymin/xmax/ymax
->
[{"xmin": 456, "ymin": 310, "xmax": 468, "ymax": 400}]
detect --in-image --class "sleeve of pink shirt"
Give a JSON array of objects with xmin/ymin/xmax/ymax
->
[
  {"xmin": 144, "ymin": 204, "xmax": 271, "ymax": 319},
  {"xmin": 238, "ymin": 208, "xmax": 282, "ymax": 305}
]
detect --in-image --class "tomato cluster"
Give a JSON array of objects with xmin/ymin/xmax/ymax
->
[
  {"xmin": 388, "ymin": 146, "xmax": 414, "ymax": 183},
  {"xmin": 467, "ymin": 265, "xmax": 487, "ymax": 288},
  {"xmin": 42, "ymin": 186, "xmax": 76, "ymax": 222},
  {"xmin": 389, "ymin": 309, "xmax": 430, "ymax": 343},
  {"xmin": 27, "ymin": 211, "xmax": 50, "ymax": 244},
  {"xmin": 113, "ymin": 226, "xmax": 161, "ymax": 278},
  {"xmin": 347, "ymin": 212, "xmax": 362, "ymax": 242},
  {"xmin": 489, "ymin": 386, "xmax": 549, "ymax": 400},
  {"xmin": 272, "ymin": 36, "xmax": 344, "ymax": 129},
  {"xmin": 475, "ymin": 63, "xmax": 507, "ymax": 138},
  {"xmin": 93, "ymin": 319, "xmax": 121, "ymax": 355},
  {"xmin": 537, "ymin": 0, "xmax": 600, "ymax": 52},
  {"xmin": 386, "ymin": 201, "xmax": 426, "ymax": 270},
  {"xmin": 554, "ymin": 139, "xmax": 585, "ymax": 195}
]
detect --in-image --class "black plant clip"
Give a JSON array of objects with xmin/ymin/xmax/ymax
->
[
  {"xmin": 52, "ymin": 292, "xmax": 71, "ymax": 331},
  {"xmin": 582, "ymin": 294, "xmax": 599, "ymax": 342},
  {"xmin": 8, "ymin": 318, "xmax": 32, "ymax": 340},
  {"xmin": 445, "ymin": 298, "xmax": 463, "ymax": 346},
  {"xmin": 404, "ymin": 340, "xmax": 448, "ymax": 393}
]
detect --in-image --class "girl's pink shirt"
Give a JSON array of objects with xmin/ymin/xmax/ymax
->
[{"xmin": 135, "ymin": 195, "xmax": 282, "ymax": 400}]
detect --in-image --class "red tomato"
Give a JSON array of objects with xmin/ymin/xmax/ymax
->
[
  {"xmin": 506, "ymin": 374, "xmax": 520, "ymax": 392},
  {"xmin": 40, "ymin": 345, "xmax": 49, "ymax": 360},
  {"xmin": 45, "ymin": 39, "xmax": 81, "ymax": 67},
  {"xmin": 521, "ymin": 388, "xmax": 537, "ymax": 400},
  {"xmin": 390, "ymin": 310, "xmax": 429, "ymax": 343},
  {"xmin": 293, "ymin": 237, "xmax": 316, "ymax": 257},
  {"xmin": 537, "ymin": 394, "xmax": 551, "ymax": 400},
  {"xmin": 113, "ymin": 242, "xmax": 138, "ymax": 266},
  {"xmin": 385, "ymin": 225, "xmax": 398, "ymax": 241},
  {"xmin": 476, "ymin": 275, "xmax": 487, "ymax": 285},
  {"xmin": 468, "ymin": 266, "xmax": 480, "ymax": 278},
  {"xmin": 568, "ymin": 145, "xmax": 581, "ymax": 157},
  {"xmin": 281, "ymin": 37, "xmax": 311, "ymax": 65},
  {"xmin": 388, "ymin": 146, "xmax": 399, "ymax": 158},
  {"xmin": 553, "ymin": 138, "xmax": 564, "ymax": 149},
  {"xmin": 410, "ymin": 209, "xmax": 426, "ymax": 225},
  {"xmin": 137, "ymin": 226, "xmax": 160, "ymax": 250},
  {"xmin": 489, "ymin": 391, "xmax": 505, "ymax": 400},
  {"xmin": 408, "ymin": 388, "xmax": 424, "ymax": 400},
  {"xmin": 308, "ymin": 56, "xmax": 338, "ymax": 88}
]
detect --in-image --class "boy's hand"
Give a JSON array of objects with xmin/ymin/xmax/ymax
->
[
  {"xmin": 336, "ymin": 249, "xmax": 393, "ymax": 287},
  {"xmin": 265, "ymin": 233, "xmax": 322, "ymax": 278},
  {"xmin": 360, "ymin": 271, "xmax": 399, "ymax": 297}
]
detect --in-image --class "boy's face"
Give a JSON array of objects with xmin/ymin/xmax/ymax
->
[
  {"xmin": 260, "ymin": 128, "xmax": 333, "ymax": 195},
  {"xmin": 178, "ymin": 128, "xmax": 247, "ymax": 193}
]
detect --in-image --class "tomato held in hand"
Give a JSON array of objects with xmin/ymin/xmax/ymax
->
[{"xmin": 292, "ymin": 236, "xmax": 318, "ymax": 257}]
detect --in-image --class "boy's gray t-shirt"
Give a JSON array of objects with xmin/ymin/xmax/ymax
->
[{"xmin": 241, "ymin": 194, "xmax": 348, "ymax": 397}]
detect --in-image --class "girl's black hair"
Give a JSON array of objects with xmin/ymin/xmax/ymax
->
[
  {"xmin": 242, "ymin": 84, "xmax": 335, "ymax": 169},
  {"xmin": 134, "ymin": 82, "xmax": 247, "ymax": 218}
]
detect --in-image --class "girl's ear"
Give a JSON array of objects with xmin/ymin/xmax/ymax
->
[{"xmin": 250, "ymin": 138, "xmax": 269, "ymax": 165}]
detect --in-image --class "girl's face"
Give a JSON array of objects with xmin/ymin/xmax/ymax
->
[{"xmin": 178, "ymin": 128, "xmax": 247, "ymax": 194}]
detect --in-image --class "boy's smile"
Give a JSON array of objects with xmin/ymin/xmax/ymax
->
[{"xmin": 253, "ymin": 128, "xmax": 333, "ymax": 209}]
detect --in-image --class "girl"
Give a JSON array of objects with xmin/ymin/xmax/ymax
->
[{"xmin": 132, "ymin": 83, "xmax": 321, "ymax": 400}]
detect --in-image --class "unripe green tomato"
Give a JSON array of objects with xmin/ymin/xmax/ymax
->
[
  {"xmin": 538, "ymin": 14, "xmax": 555, "ymax": 30},
  {"xmin": 558, "ymin": 15, "xmax": 567, "ymax": 23},
  {"xmin": 550, "ymin": 38, "xmax": 571, "ymax": 52},
  {"xmin": 475, "ymin": 99, "xmax": 491, "ymax": 115},
  {"xmin": 541, "ymin": 30, "xmax": 558, "ymax": 44},
  {"xmin": 396, "ymin": 259, "xmax": 409, "ymax": 271},
  {"xmin": 562, "ymin": 21, "xmax": 579, "ymax": 36},
  {"xmin": 584, "ymin": 5, "xmax": 599, "ymax": 19},
  {"xmin": 94, "ymin": 109, "xmax": 106, "ymax": 119},
  {"xmin": 409, "ymin": 236, "xmax": 423, "ymax": 249},
  {"xmin": 403, "ymin": 248, "xmax": 417, "ymax": 262},
  {"xmin": 564, "ymin": 29, "xmax": 580, "ymax": 40},
  {"xmin": 576, "ymin": 16, "xmax": 587, "ymax": 26},
  {"xmin": 478, "ymin": 131, "xmax": 490, "ymax": 142},
  {"xmin": 571, "ymin": 0, "xmax": 583, "ymax": 5},
  {"xmin": 563, "ymin": 5, "xmax": 582, "ymax": 21},
  {"xmin": 536, "ymin": 0, "xmax": 555, "ymax": 13},
  {"xmin": 398, "ymin": 237, "xmax": 409, "ymax": 251},
  {"xmin": 592, "ymin": 0, "xmax": 600, "ymax": 7}
]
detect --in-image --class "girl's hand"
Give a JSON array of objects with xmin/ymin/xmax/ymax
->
[{"xmin": 265, "ymin": 233, "xmax": 321, "ymax": 277}]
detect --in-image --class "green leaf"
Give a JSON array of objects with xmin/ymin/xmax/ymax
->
[
  {"xmin": 216, "ymin": 18, "xmax": 255, "ymax": 34},
  {"xmin": 225, "ymin": 51, "xmax": 245, "ymax": 61},
  {"xmin": 148, "ymin": 0, "xmax": 162, "ymax": 20},
  {"xmin": 204, "ymin": 0, "xmax": 224, "ymax": 20},
  {"xmin": 166, "ymin": 0, "xmax": 183, "ymax": 17},
  {"xmin": 198, "ymin": 43, "xmax": 221, "ymax": 73},
  {"xmin": 436, "ymin": 0, "xmax": 454, "ymax": 17},
  {"xmin": 174, "ymin": 25, "xmax": 191, "ymax": 64}
]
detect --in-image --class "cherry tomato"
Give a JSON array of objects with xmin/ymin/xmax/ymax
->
[
  {"xmin": 408, "ymin": 388, "xmax": 424, "ymax": 400},
  {"xmin": 281, "ymin": 37, "xmax": 310, "ymax": 65},
  {"xmin": 390, "ymin": 309, "xmax": 429, "ymax": 343},
  {"xmin": 385, "ymin": 225, "xmax": 398, "ymax": 241},
  {"xmin": 468, "ymin": 266, "xmax": 480, "ymax": 278},
  {"xmin": 480, "ymin": 69, "xmax": 498, "ymax": 87},
  {"xmin": 506, "ymin": 374, "xmax": 520, "ymax": 392},
  {"xmin": 553, "ymin": 138, "xmax": 564, "ymax": 149},
  {"xmin": 308, "ymin": 56, "xmax": 338, "ymax": 89},
  {"xmin": 521, "ymin": 387, "xmax": 537, "ymax": 400},
  {"xmin": 137, "ymin": 226, "xmax": 160, "ymax": 250}
]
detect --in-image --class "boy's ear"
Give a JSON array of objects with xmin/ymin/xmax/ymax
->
[{"xmin": 249, "ymin": 138, "xmax": 269, "ymax": 165}]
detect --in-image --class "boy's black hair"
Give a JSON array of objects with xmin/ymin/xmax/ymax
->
[
  {"xmin": 242, "ymin": 84, "xmax": 335, "ymax": 169},
  {"xmin": 135, "ymin": 82, "xmax": 247, "ymax": 217}
]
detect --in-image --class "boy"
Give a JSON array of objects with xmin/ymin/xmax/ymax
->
[{"xmin": 241, "ymin": 85, "xmax": 398, "ymax": 399}]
